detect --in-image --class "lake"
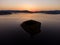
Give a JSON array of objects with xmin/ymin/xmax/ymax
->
[{"xmin": 0, "ymin": 13, "xmax": 60, "ymax": 44}]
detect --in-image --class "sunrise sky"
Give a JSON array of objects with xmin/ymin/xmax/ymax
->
[{"xmin": 0, "ymin": 0, "xmax": 60, "ymax": 11}]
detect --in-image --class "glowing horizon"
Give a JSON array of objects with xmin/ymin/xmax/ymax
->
[{"xmin": 0, "ymin": 0, "xmax": 60, "ymax": 11}]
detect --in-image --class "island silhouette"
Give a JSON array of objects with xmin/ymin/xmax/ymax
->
[
  {"xmin": 0, "ymin": 10, "xmax": 60, "ymax": 15},
  {"xmin": 21, "ymin": 20, "xmax": 41, "ymax": 38}
]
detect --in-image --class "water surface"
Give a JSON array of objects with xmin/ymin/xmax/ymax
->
[{"xmin": 0, "ymin": 13, "xmax": 60, "ymax": 44}]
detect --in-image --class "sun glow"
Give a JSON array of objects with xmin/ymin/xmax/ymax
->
[{"xmin": 21, "ymin": 4, "xmax": 37, "ymax": 11}]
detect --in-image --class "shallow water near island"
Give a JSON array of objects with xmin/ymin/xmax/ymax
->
[{"xmin": 0, "ymin": 13, "xmax": 60, "ymax": 44}]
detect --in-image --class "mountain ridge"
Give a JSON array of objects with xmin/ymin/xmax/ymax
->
[{"xmin": 0, "ymin": 10, "xmax": 60, "ymax": 15}]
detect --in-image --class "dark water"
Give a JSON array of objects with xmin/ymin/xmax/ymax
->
[{"xmin": 0, "ymin": 13, "xmax": 60, "ymax": 44}]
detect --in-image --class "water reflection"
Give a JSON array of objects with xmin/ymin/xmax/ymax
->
[{"xmin": 0, "ymin": 13, "xmax": 60, "ymax": 44}]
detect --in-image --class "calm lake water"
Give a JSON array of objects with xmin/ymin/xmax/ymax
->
[{"xmin": 0, "ymin": 13, "xmax": 60, "ymax": 44}]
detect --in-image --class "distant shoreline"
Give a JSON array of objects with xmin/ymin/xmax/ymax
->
[{"xmin": 0, "ymin": 10, "xmax": 60, "ymax": 15}]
